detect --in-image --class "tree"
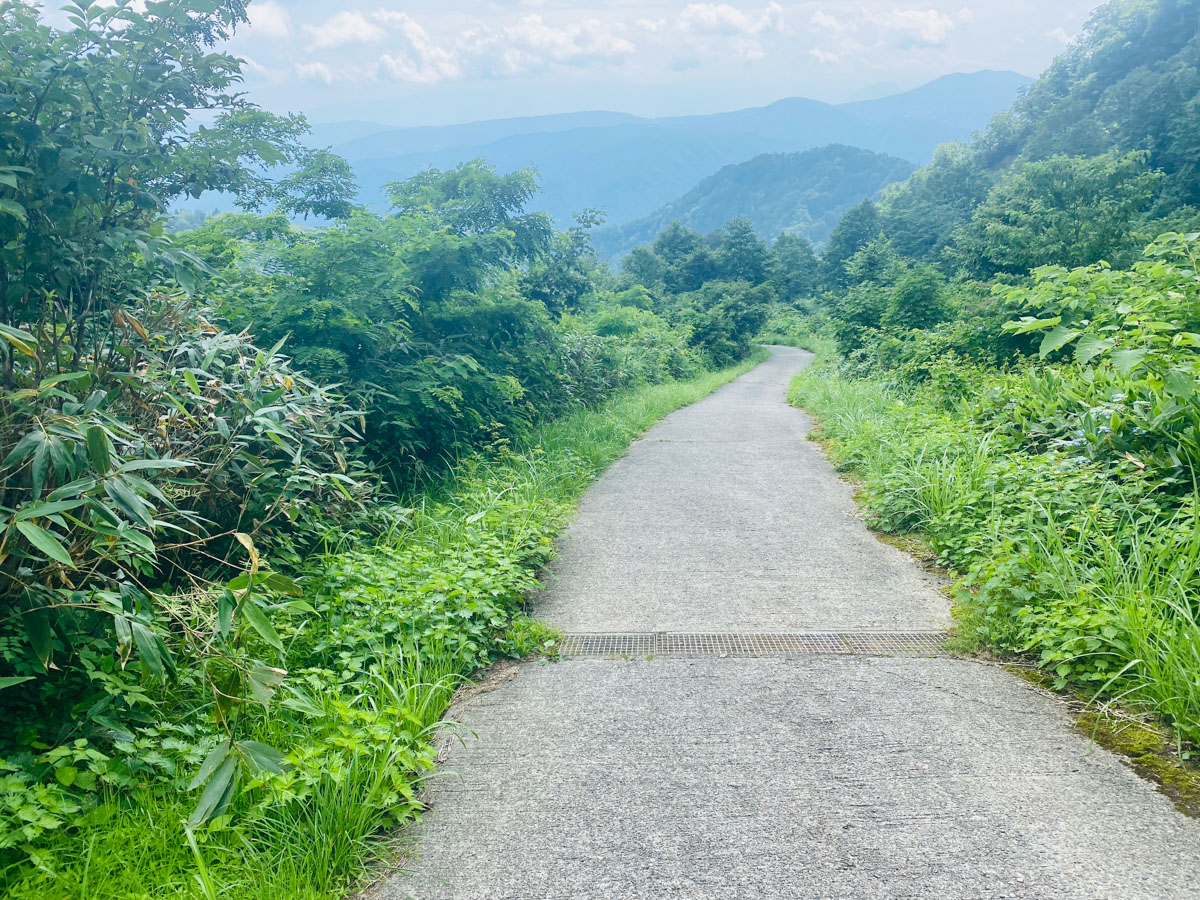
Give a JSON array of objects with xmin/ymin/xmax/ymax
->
[
  {"xmin": 820, "ymin": 200, "xmax": 880, "ymax": 290},
  {"xmin": 0, "ymin": 0, "xmax": 356, "ymax": 383},
  {"xmin": 768, "ymin": 232, "xmax": 819, "ymax": 302},
  {"xmin": 951, "ymin": 152, "xmax": 1164, "ymax": 277},
  {"xmin": 882, "ymin": 264, "xmax": 949, "ymax": 331},
  {"xmin": 715, "ymin": 217, "xmax": 769, "ymax": 284}
]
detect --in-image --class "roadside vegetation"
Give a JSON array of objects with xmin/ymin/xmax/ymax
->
[
  {"xmin": 780, "ymin": 0, "xmax": 1200, "ymax": 753},
  {"xmin": 0, "ymin": 3, "xmax": 787, "ymax": 895}
]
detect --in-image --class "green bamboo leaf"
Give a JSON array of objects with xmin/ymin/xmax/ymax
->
[
  {"xmin": 188, "ymin": 756, "xmax": 237, "ymax": 828},
  {"xmin": 238, "ymin": 739, "xmax": 285, "ymax": 774},
  {"xmin": 239, "ymin": 599, "xmax": 283, "ymax": 652},
  {"xmin": 3, "ymin": 430, "xmax": 43, "ymax": 468},
  {"xmin": 183, "ymin": 370, "xmax": 202, "ymax": 396},
  {"xmin": 15, "ymin": 498, "xmax": 87, "ymax": 521},
  {"xmin": 104, "ymin": 478, "xmax": 153, "ymax": 527},
  {"xmin": 188, "ymin": 740, "xmax": 232, "ymax": 791},
  {"xmin": 15, "ymin": 521, "xmax": 74, "ymax": 567},
  {"xmin": 86, "ymin": 425, "xmax": 112, "ymax": 473},
  {"xmin": 131, "ymin": 621, "xmax": 176, "ymax": 679},
  {"xmin": 30, "ymin": 440, "xmax": 50, "ymax": 499},
  {"xmin": 0, "ymin": 676, "xmax": 35, "ymax": 690}
]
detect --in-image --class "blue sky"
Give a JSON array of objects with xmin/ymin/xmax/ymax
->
[{"xmin": 66, "ymin": 1, "xmax": 1104, "ymax": 125}]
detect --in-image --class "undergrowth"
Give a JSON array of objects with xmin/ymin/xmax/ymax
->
[{"xmin": 789, "ymin": 347, "xmax": 1200, "ymax": 753}]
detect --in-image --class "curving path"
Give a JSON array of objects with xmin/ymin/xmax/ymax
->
[{"xmin": 370, "ymin": 347, "xmax": 1200, "ymax": 900}]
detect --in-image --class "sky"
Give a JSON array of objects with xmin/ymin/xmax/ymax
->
[{"xmin": 62, "ymin": 1, "xmax": 1105, "ymax": 126}]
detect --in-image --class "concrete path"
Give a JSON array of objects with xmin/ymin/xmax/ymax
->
[{"xmin": 370, "ymin": 347, "xmax": 1200, "ymax": 899}]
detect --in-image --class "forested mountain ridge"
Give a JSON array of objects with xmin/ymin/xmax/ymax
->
[
  {"xmin": 874, "ymin": 0, "xmax": 1200, "ymax": 268},
  {"xmin": 592, "ymin": 145, "xmax": 915, "ymax": 260},
  {"xmin": 317, "ymin": 70, "xmax": 1030, "ymax": 228}
]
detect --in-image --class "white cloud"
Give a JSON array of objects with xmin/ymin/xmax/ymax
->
[
  {"xmin": 809, "ymin": 47, "xmax": 840, "ymax": 64},
  {"xmin": 810, "ymin": 11, "xmax": 854, "ymax": 34},
  {"xmin": 304, "ymin": 11, "xmax": 386, "ymax": 50},
  {"xmin": 294, "ymin": 61, "xmax": 336, "ymax": 84},
  {"xmin": 881, "ymin": 9, "xmax": 958, "ymax": 45},
  {"xmin": 678, "ymin": 2, "xmax": 784, "ymax": 36},
  {"xmin": 247, "ymin": 0, "xmax": 291, "ymax": 40},
  {"xmin": 375, "ymin": 11, "xmax": 461, "ymax": 84},
  {"xmin": 470, "ymin": 15, "xmax": 636, "ymax": 75}
]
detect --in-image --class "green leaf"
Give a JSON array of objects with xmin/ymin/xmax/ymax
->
[
  {"xmin": 131, "ymin": 621, "xmax": 176, "ymax": 679},
  {"xmin": 15, "ymin": 498, "xmax": 87, "ymax": 521},
  {"xmin": 86, "ymin": 425, "xmax": 112, "ymax": 474},
  {"xmin": 104, "ymin": 478, "xmax": 153, "ymax": 527},
  {"xmin": 0, "ymin": 676, "xmax": 35, "ymax": 691},
  {"xmin": 1112, "ymin": 347, "xmax": 1149, "ymax": 375},
  {"xmin": 238, "ymin": 740, "xmax": 285, "ymax": 775},
  {"xmin": 246, "ymin": 667, "xmax": 286, "ymax": 710},
  {"xmin": 4, "ymin": 430, "xmax": 43, "ymax": 468},
  {"xmin": 1074, "ymin": 334, "xmax": 1113, "ymax": 365},
  {"xmin": 189, "ymin": 756, "xmax": 237, "ymax": 828},
  {"xmin": 188, "ymin": 740, "xmax": 232, "ymax": 791},
  {"xmin": 15, "ymin": 521, "xmax": 74, "ymax": 567},
  {"xmin": 183, "ymin": 370, "xmax": 202, "ymax": 396},
  {"xmin": 0, "ymin": 199, "xmax": 27, "ymax": 225},
  {"xmin": 0, "ymin": 323, "xmax": 37, "ymax": 357},
  {"xmin": 239, "ymin": 600, "xmax": 284, "ymax": 652},
  {"xmin": 1164, "ymin": 368, "xmax": 1197, "ymax": 399},
  {"xmin": 1038, "ymin": 326, "xmax": 1081, "ymax": 358},
  {"xmin": 30, "ymin": 439, "xmax": 50, "ymax": 499},
  {"xmin": 217, "ymin": 590, "xmax": 236, "ymax": 639}
]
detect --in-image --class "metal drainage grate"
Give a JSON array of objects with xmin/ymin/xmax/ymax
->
[{"xmin": 559, "ymin": 631, "xmax": 949, "ymax": 659}]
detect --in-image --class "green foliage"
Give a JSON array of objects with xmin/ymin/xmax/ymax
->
[
  {"xmin": 951, "ymin": 152, "xmax": 1164, "ymax": 277},
  {"xmin": 792, "ymin": 230, "xmax": 1200, "ymax": 752},
  {"xmin": 882, "ymin": 265, "xmax": 949, "ymax": 332},
  {"xmin": 819, "ymin": 199, "xmax": 880, "ymax": 290}
]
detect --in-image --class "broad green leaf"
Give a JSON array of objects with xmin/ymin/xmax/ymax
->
[
  {"xmin": 0, "ymin": 323, "xmax": 37, "ymax": 357},
  {"xmin": 30, "ymin": 440, "xmax": 50, "ymax": 499},
  {"xmin": 183, "ymin": 370, "xmax": 202, "ymax": 396},
  {"xmin": 0, "ymin": 676, "xmax": 35, "ymax": 690},
  {"xmin": 15, "ymin": 498, "xmax": 87, "ymax": 521},
  {"xmin": 4, "ymin": 430, "xmax": 43, "ymax": 468},
  {"xmin": 15, "ymin": 521, "xmax": 74, "ymax": 567},
  {"xmin": 104, "ymin": 478, "xmax": 153, "ymax": 527},
  {"xmin": 1038, "ymin": 326, "xmax": 1081, "ymax": 358},
  {"xmin": 217, "ymin": 590, "xmax": 236, "ymax": 638},
  {"xmin": 131, "ymin": 621, "xmax": 176, "ymax": 679},
  {"xmin": 188, "ymin": 740, "xmax": 232, "ymax": 791},
  {"xmin": 1074, "ymin": 334, "xmax": 1113, "ymax": 365},
  {"xmin": 246, "ymin": 667, "xmax": 286, "ymax": 709},
  {"xmin": 1164, "ymin": 368, "xmax": 1198, "ymax": 399},
  {"xmin": 1112, "ymin": 347, "xmax": 1149, "ymax": 375}
]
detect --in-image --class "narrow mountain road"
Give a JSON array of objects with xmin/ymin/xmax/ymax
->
[{"xmin": 371, "ymin": 347, "xmax": 1200, "ymax": 899}]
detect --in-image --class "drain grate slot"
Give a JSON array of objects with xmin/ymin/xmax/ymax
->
[{"xmin": 559, "ymin": 631, "xmax": 948, "ymax": 658}]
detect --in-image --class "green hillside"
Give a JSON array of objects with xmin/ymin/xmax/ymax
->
[{"xmin": 593, "ymin": 145, "xmax": 914, "ymax": 259}]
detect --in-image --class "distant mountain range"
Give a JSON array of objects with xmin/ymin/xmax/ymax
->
[
  {"xmin": 319, "ymin": 70, "xmax": 1030, "ymax": 230},
  {"xmin": 592, "ymin": 145, "xmax": 916, "ymax": 258}
]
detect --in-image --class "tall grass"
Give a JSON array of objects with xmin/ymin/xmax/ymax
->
[{"xmin": 790, "ymin": 359, "xmax": 1200, "ymax": 748}]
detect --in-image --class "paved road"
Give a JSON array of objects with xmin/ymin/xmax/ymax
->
[{"xmin": 370, "ymin": 347, "xmax": 1200, "ymax": 899}]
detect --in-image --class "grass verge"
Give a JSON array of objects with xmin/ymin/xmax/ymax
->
[
  {"xmin": 786, "ymin": 346, "xmax": 1200, "ymax": 807},
  {"xmin": 0, "ymin": 351, "xmax": 766, "ymax": 900}
]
